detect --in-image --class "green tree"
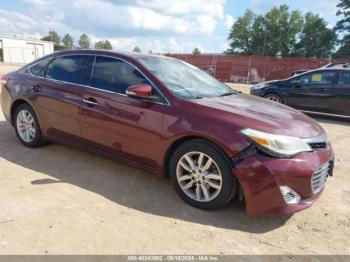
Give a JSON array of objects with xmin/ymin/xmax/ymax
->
[
  {"xmin": 94, "ymin": 41, "xmax": 105, "ymax": 49},
  {"xmin": 104, "ymin": 40, "xmax": 113, "ymax": 50},
  {"xmin": 192, "ymin": 47, "xmax": 201, "ymax": 55},
  {"xmin": 226, "ymin": 5, "xmax": 339, "ymax": 58},
  {"xmin": 94, "ymin": 40, "xmax": 113, "ymax": 50},
  {"xmin": 226, "ymin": 10, "xmax": 256, "ymax": 55},
  {"xmin": 295, "ymin": 13, "xmax": 336, "ymax": 58},
  {"xmin": 41, "ymin": 30, "xmax": 61, "ymax": 45},
  {"xmin": 335, "ymin": 0, "xmax": 350, "ymax": 58},
  {"xmin": 251, "ymin": 15, "xmax": 265, "ymax": 55},
  {"xmin": 226, "ymin": 6, "xmax": 303, "ymax": 56},
  {"xmin": 78, "ymin": 34, "xmax": 91, "ymax": 49},
  {"xmin": 262, "ymin": 5, "xmax": 303, "ymax": 56},
  {"xmin": 132, "ymin": 46, "xmax": 141, "ymax": 52},
  {"xmin": 62, "ymin": 34, "xmax": 74, "ymax": 48}
]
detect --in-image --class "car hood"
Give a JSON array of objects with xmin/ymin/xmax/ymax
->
[
  {"xmin": 191, "ymin": 93, "xmax": 324, "ymax": 138},
  {"xmin": 251, "ymin": 79, "xmax": 283, "ymax": 89},
  {"xmin": 262, "ymin": 79, "xmax": 281, "ymax": 86}
]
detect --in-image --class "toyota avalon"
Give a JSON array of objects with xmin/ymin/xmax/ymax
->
[{"xmin": 0, "ymin": 50, "xmax": 334, "ymax": 216}]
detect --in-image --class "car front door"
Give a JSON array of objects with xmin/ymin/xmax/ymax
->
[
  {"xmin": 286, "ymin": 71, "xmax": 337, "ymax": 113},
  {"xmin": 331, "ymin": 70, "xmax": 350, "ymax": 116},
  {"xmin": 80, "ymin": 56, "xmax": 166, "ymax": 171},
  {"xmin": 29, "ymin": 55, "xmax": 93, "ymax": 141}
]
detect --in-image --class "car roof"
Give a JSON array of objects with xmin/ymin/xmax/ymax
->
[
  {"xmin": 52, "ymin": 49, "xmax": 175, "ymax": 60},
  {"xmin": 23, "ymin": 48, "xmax": 180, "ymax": 73},
  {"xmin": 310, "ymin": 68, "xmax": 350, "ymax": 72},
  {"xmin": 323, "ymin": 62, "xmax": 350, "ymax": 68},
  {"xmin": 297, "ymin": 67, "xmax": 349, "ymax": 75}
]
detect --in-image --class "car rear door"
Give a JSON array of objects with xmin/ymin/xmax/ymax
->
[
  {"xmin": 286, "ymin": 71, "xmax": 337, "ymax": 113},
  {"xmin": 80, "ymin": 55, "xmax": 166, "ymax": 170},
  {"xmin": 29, "ymin": 54, "xmax": 94, "ymax": 140},
  {"xmin": 331, "ymin": 70, "xmax": 350, "ymax": 116}
]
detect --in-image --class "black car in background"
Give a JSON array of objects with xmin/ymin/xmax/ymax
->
[{"xmin": 250, "ymin": 69, "xmax": 350, "ymax": 116}]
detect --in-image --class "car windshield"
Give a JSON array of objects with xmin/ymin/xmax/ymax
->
[{"xmin": 137, "ymin": 57, "xmax": 236, "ymax": 99}]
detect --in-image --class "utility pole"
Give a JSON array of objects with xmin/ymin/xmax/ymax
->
[{"xmin": 262, "ymin": 18, "xmax": 268, "ymax": 57}]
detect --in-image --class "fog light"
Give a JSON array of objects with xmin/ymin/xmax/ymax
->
[{"xmin": 279, "ymin": 186, "xmax": 301, "ymax": 204}]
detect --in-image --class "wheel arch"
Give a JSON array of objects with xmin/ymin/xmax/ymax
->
[
  {"xmin": 163, "ymin": 135, "xmax": 234, "ymax": 178},
  {"xmin": 10, "ymin": 98, "xmax": 39, "ymax": 126},
  {"xmin": 11, "ymin": 99, "xmax": 30, "ymax": 125}
]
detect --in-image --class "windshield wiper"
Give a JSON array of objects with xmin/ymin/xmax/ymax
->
[{"xmin": 219, "ymin": 91, "xmax": 235, "ymax": 97}]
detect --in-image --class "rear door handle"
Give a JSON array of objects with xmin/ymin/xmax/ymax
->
[{"xmin": 83, "ymin": 98, "xmax": 99, "ymax": 107}]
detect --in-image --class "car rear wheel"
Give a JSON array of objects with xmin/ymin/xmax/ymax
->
[
  {"xmin": 264, "ymin": 94, "xmax": 283, "ymax": 104},
  {"xmin": 169, "ymin": 139, "xmax": 237, "ymax": 210},
  {"xmin": 14, "ymin": 104, "xmax": 45, "ymax": 148}
]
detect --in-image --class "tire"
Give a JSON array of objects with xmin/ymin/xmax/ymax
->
[
  {"xmin": 264, "ymin": 93, "xmax": 283, "ymax": 104},
  {"xmin": 169, "ymin": 139, "xmax": 237, "ymax": 210},
  {"xmin": 14, "ymin": 104, "xmax": 45, "ymax": 148}
]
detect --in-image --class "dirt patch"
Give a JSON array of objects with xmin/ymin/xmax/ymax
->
[
  {"xmin": 0, "ymin": 64, "xmax": 22, "ymax": 76},
  {"xmin": 226, "ymin": 83, "xmax": 252, "ymax": 94}
]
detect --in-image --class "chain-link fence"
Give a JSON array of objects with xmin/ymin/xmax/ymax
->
[{"xmin": 167, "ymin": 54, "xmax": 350, "ymax": 83}]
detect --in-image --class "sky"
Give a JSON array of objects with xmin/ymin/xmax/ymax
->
[{"xmin": 0, "ymin": 0, "xmax": 340, "ymax": 53}]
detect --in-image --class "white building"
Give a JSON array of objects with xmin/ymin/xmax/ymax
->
[{"xmin": 0, "ymin": 36, "xmax": 54, "ymax": 64}]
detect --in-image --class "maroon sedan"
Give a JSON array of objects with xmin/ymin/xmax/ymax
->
[{"xmin": 0, "ymin": 50, "xmax": 334, "ymax": 216}]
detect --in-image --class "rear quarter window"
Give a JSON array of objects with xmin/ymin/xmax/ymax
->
[{"xmin": 29, "ymin": 59, "xmax": 51, "ymax": 77}]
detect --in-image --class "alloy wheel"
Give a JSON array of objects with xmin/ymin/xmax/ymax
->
[
  {"xmin": 16, "ymin": 109, "xmax": 36, "ymax": 143},
  {"xmin": 176, "ymin": 151, "xmax": 223, "ymax": 202},
  {"xmin": 265, "ymin": 94, "xmax": 281, "ymax": 103}
]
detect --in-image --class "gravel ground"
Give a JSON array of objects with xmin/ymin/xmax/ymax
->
[
  {"xmin": 0, "ymin": 67, "xmax": 349, "ymax": 255},
  {"xmin": 0, "ymin": 64, "xmax": 23, "ymax": 76}
]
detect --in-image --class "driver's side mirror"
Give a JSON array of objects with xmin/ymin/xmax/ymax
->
[{"xmin": 126, "ymin": 84, "xmax": 158, "ymax": 100}]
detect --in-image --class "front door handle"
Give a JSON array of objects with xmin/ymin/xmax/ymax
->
[{"xmin": 83, "ymin": 98, "xmax": 99, "ymax": 107}]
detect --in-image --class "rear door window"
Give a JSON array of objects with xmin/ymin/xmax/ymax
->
[
  {"xmin": 45, "ymin": 55, "xmax": 94, "ymax": 85},
  {"xmin": 90, "ymin": 56, "xmax": 148, "ymax": 94},
  {"xmin": 339, "ymin": 71, "xmax": 350, "ymax": 86}
]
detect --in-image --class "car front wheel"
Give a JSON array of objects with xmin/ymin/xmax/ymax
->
[
  {"xmin": 169, "ymin": 139, "xmax": 237, "ymax": 210},
  {"xmin": 264, "ymin": 94, "xmax": 283, "ymax": 104}
]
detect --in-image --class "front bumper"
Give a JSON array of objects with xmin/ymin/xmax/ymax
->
[
  {"xmin": 1, "ymin": 83, "xmax": 12, "ymax": 122},
  {"xmin": 233, "ymin": 147, "xmax": 334, "ymax": 216}
]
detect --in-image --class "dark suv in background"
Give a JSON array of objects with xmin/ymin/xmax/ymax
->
[{"xmin": 251, "ymin": 68, "xmax": 350, "ymax": 116}]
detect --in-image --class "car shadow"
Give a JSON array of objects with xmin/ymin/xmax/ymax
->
[{"xmin": 0, "ymin": 120, "xmax": 290, "ymax": 233}]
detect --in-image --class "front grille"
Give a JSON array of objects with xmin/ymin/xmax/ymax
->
[{"xmin": 312, "ymin": 161, "xmax": 332, "ymax": 193}]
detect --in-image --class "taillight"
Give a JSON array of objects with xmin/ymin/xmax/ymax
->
[{"xmin": 0, "ymin": 75, "xmax": 9, "ymax": 86}]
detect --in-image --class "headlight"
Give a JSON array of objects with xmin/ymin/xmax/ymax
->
[
  {"xmin": 251, "ymin": 83, "xmax": 267, "ymax": 90},
  {"xmin": 241, "ymin": 128, "xmax": 312, "ymax": 158}
]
